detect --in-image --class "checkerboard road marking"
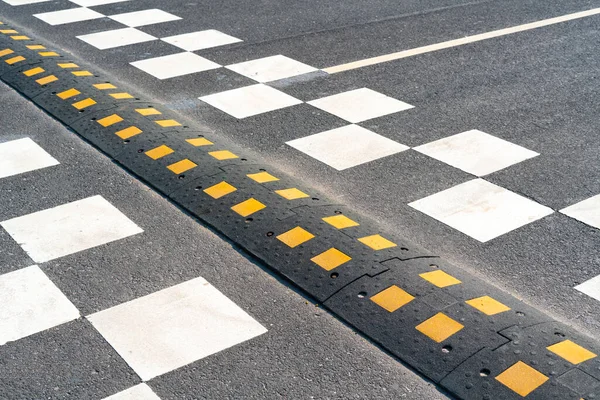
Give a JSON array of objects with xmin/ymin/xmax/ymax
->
[
  {"xmin": 560, "ymin": 194, "xmax": 600, "ymax": 230},
  {"xmin": 77, "ymin": 28, "xmax": 156, "ymax": 50},
  {"xmin": 131, "ymin": 52, "xmax": 220, "ymax": 80},
  {"xmin": 88, "ymin": 276, "xmax": 267, "ymax": 381},
  {"xmin": 102, "ymin": 383, "xmax": 161, "ymax": 400},
  {"xmin": 575, "ymin": 274, "xmax": 600, "ymax": 302},
  {"xmin": 0, "ymin": 195, "xmax": 143, "ymax": 263},
  {"xmin": 0, "ymin": 137, "xmax": 59, "ymax": 179},
  {"xmin": 109, "ymin": 9, "xmax": 181, "ymax": 28},
  {"xmin": 307, "ymin": 88, "xmax": 414, "ymax": 123},
  {"xmin": 287, "ymin": 124, "xmax": 409, "ymax": 170},
  {"xmin": 226, "ymin": 55, "xmax": 318, "ymax": 83},
  {"xmin": 3, "ymin": 0, "xmax": 50, "ymax": 5},
  {"xmin": 409, "ymin": 178, "xmax": 554, "ymax": 242},
  {"xmin": 162, "ymin": 30, "xmax": 242, "ymax": 52},
  {"xmin": 0, "ymin": 265, "xmax": 79, "ymax": 346},
  {"xmin": 34, "ymin": 7, "xmax": 105, "ymax": 26},
  {"xmin": 414, "ymin": 129, "xmax": 539, "ymax": 176},
  {"xmin": 200, "ymin": 84, "xmax": 302, "ymax": 119}
]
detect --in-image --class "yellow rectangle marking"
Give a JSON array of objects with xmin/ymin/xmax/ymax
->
[
  {"xmin": 547, "ymin": 340, "xmax": 597, "ymax": 364},
  {"xmin": 209, "ymin": 150, "xmax": 238, "ymax": 160},
  {"xmin": 5, "ymin": 55, "xmax": 24, "ymax": 65},
  {"xmin": 186, "ymin": 137, "xmax": 213, "ymax": 147},
  {"xmin": 322, "ymin": 214, "xmax": 359, "ymax": 229},
  {"xmin": 39, "ymin": 51, "xmax": 59, "ymax": 57},
  {"xmin": 276, "ymin": 227, "xmax": 314, "ymax": 248},
  {"xmin": 419, "ymin": 270, "xmax": 461, "ymax": 288},
  {"xmin": 26, "ymin": 45, "xmax": 45, "ymax": 50},
  {"xmin": 23, "ymin": 67, "xmax": 44, "ymax": 77},
  {"xmin": 204, "ymin": 181, "xmax": 237, "ymax": 199},
  {"xmin": 495, "ymin": 361, "xmax": 548, "ymax": 397},
  {"xmin": 57, "ymin": 88, "xmax": 80, "ymax": 100},
  {"xmin": 94, "ymin": 83, "xmax": 117, "ymax": 90},
  {"xmin": 231, "ymin": 198, "xmax": 266, "ymax": 217},
  {"xmin": 145, "ymin": 145, "xmax": 174, "ymax": 160},
  {"xmin": 0, "ymin": 29, "xmax": 18, "ymax": 34},
  {"xmin": 135, "ymin": 107, "xmax": 161, "ymax": 116},
  {"xmin": 0, "ymin": 48, "xmax": 14, "ymax": 57},
  {"xmin": 247, "ymin": 171, "xmax": 279, "ymax": 183},
  {"xmin": 110, "ymin": 92, "xmax": 134, "ymax": 99},
  {"xmin": 35, "ymin": 75, "xmax": 58, "ymax": 85},
  {"xmin": 155, "ymin": 119, "xmax": 182, "ymax": 127},
  {"xmin": 58, "ymin": 63, "xmax": 78, "ymax": 69},
  {"xmin": 370, "ymin": 285, "xmax": 414, "ymax": 312},
  {"xmin": 115, "ymin": 126, "xmax": 142, "ymax": 140},
  {"xmin": 167, "ymin": 159, "xmax": 197, "ymax": 175},
  {"xmin": 465, "ymin": 296, "xmax": 510, "ymax": 316},
  {"xmin": 357, "ymin": 234, "xmax": 396, "ymax": 250},
  {"xmin": 416, "ymin": 312, "xmax": 464, "ymax": 343},
  {"xmin": 72, "ymin": 98, "xmax": 96, "ymax": 110},
  {"xmin": 72, "ymin": 70, "xmax": 93, "ymax": 77},
  {"xmin": 311, "ymin": 248, "xmax": 351, "ymax": 271},
  {"xmin": 275, "ymin": 188, "xmax": 309, "ymax": 200},
  {"xmin": 11, "ymin": 36, "xmax": 30, "ymax": 40},
  {"xmin": 97, "ymin": 114, "xmax": 123, "ymax": 127}
]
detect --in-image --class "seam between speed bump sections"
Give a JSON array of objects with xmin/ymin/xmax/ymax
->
[{"xmin": 0, "ymin": 24, "xmax": 599, "ymax": 400}]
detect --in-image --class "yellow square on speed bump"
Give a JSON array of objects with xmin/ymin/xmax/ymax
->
[
  {"xmin": 547, "ymin": 340, "xmax": 597, "ymax": 365},
  {"xmin": 370, "ymin": 285, "xmax": 415, "ymax": 312},
  {"xmin": 136, "ymin": 107, "xmax": 161, "ymax": 116},
  {"xmin": 247, "ymin": 171, "xmax": 279, "ymax": 184},
  {"xmin": 209, "ymin": 150, "xmax": 238, "ymax": 160},
  {"xmin": 416, "ymin": 312, "xmax": 464, "ymax": 343},
  {"xmin": 311, "ymin": 248, "xmax": 351, "ymax": 271},
  {"xmin": 115, "ymin": 126, "xmax": 142, "ymax": 140},
  {"xmin": 495, "ymin": 361, "xmax": 548, "ymax": 397},
  {"xmin": 231, "ymin": 198, "xmax": 266, "ymax": 217},
  {"xmin": 419, "ymin": 270, "xmax": 461, "ymax": 288},
  {"xmin": 0, "ymin": 48, "xmax": 14, "ymax": 57},
  {"xmin": 156, "ymin": 119, "xmax": 181, "ymax": 128},
  {"xmin": 5, "ymin": 55, "xmax": 24, "ymax": 65},
  {"xmin": 36, "ymin": 75, "xmax": 58, "ymax": 85},
  {"xmin": 145, "ymin": 145, "xmax": 174, "ymax": 160},
  {"xmin": 97, "ymin": 114, "xmax": 123, "ymax": 127},
  {"xmin": 465, "ymin": 296, "xmax": 510, "ymax": 316},
  {"xmin": 94, "ymin": 83, "xmax": 117, "ymax": 90},
  {"xmin": 358, "ymin": 234, "xmax": 396, "ymax": 250},
  {"xmin": 72, "ymin": 98, "xmax": 96, "ymax": 110},
  {"xmin": 167, "ymin": 159, "xmax": 197, "ymax": 175},
  {"xmin": 204, "ymin": 181, "xmax": 237, "ymax": 199},
  {"xmin": 26, "ymin": 45, "xmax": 45, "ymax": 50},
  {"xmin": 57, "ymin": 88, "xmax": 80, "ymax": 100},
  {"xmin": 58, "ymin": 63, "xmax": 78, "ymax": 69},
  {"xmin": 275, "ymin": 188, "xmax": 309, "ymax": 200},
  {"xmin": 110, "ymin": 92, "xmax": 134, "ymax": 99},
  {"xmin": 186, "ymin": 137, "xmax": 213, "ymax": 147},
  {"xmin": 23, "ymin": 67, "xmax": 44, "ymax": 77},
  {"xmin": 322, "ymin": 214, "xmax": 359, "ymax": 229},
  {"xmin": 277, "ymin": 227, "xmax": 315, "ymax": 248}
]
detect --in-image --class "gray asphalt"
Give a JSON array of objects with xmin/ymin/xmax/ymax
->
[{"xmin": 1, "ymin": 0, "xmax": 599, "ymax": 396}]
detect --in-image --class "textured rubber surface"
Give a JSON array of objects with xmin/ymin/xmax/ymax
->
[{"xmin": 0, "ymin": 25, "xmax": 599, "ymax": 399}]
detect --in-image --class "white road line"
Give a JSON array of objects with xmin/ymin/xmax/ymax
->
[
  {"xmin": 575, "ymin": 275, "xmax": 600, "ymax": 302},
  {"xmin": 560, "ymin": 194, "xmax": 600, "ymax": 230},
  {"xmin": 131, "ymin": 52, "xmax": 220, "ymax": 80},
  {"xmin": 323, "ymin": 7, "xmax": 600, "ymax": 74},
  {"xmin": 102, "ymin": 383, "xmax": 161, "ymax": 400},
  {"xmin": 0, "ymin": 137, "xmax": 59, "ymax": 179},
  {"xmin": 77, "ymin": 28, "xmax": 156, "ymax": 50},
  {"xmin": 34, "ymin": 7, "xmax": 105, "ymax": 26}
]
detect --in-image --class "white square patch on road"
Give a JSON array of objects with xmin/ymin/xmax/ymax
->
[
  {"xmin": 34, "ymin": 7, "xmax": 104, "ymax": 25},
  {"xmin": 102, "ymin": 383, "xmax": 161, "ymax": 400},
  {"xmin": 131, "ymin": 52, "xmax": 220, "ymax": 80},
  {"xmin": 77, "ymin": 28, "xmax": 156, "ymax": 50},
  {"xmin": 70, "ymin": 0, "xmax": 131, "ymax": 6},
  {"xmin": 162, "ymin": 29, "xmax": 242, "ymax": 51},
  {"xmin": 0, "ymin": 137, "xmax": 59, "ymax": 179},
  {"xmin": 226, "ymin": 55, "xmax": 317, "ymax": 83},
  {"xmin": 0, "ymin": 195, "xmax": 143, "ymax": 263},
  {"xmin": 200, "ymin": 84, "xmax": 302, "ymax": 119},
  {"xmin": 287, "ymin": 124, "xmax": 409, "ymax": 170},
  {"xmin": 3, "ymin": 0, "xmax": 50, "ymax": 5},
  {"xmin": 109, "ymin": 9, "xmax": 181, "ymax": 27},
  {"xmin": 0, "ymin": 265, "xmax": 79, "ymax": 346},
  {"xmin": 409, "ymin": 179, "xmax": 554, "ymax": 242},
  {"xmin": 88, "ymin": 277, "xmax": 267, "ymax": 381},
  {"xmin": 560, "ymin": 194, "xmax": 600, "ymax": 230},
  {"xmin": 307, "ymin": 88, "xmax": 414, "ymax": 123},
  {"xmin": 414, "ymin": 130, "xmax": 539, "ymax": 176},
  {"xmin": 575, "ymin": 275, "xmax": 600, "ymax": 302}
]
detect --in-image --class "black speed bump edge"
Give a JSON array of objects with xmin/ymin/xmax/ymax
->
[{"xmin": 0, "ymin": 24, "xmax": 599, "ymax": 400}]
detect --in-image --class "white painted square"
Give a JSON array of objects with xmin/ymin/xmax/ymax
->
[
  {"xmin": 414, "ymin": 130, "xmax": 539, "ymax": 176},
  {"xmin": 70, "ymin": 0, "xmax": 131, "ymax": 6},
  {"xmin": 1, "ymin": 195, "xmax": 143, "ymax": 263},
  {"xmin": 575, "ymin": 275, "xmax": 600, "ymax": 302},
  {"xmin": 287, "ymin": 124, "xmax": 409, "ymax": 170},
  {"xmin": 0, "ymin": 265, "xmax": 79, "ymax": 346},
  {"xmin": 307, "ymin": 88, "xmax": 414, "ymax": 123},
  {"xmin": 408, "ymin": 179, "xmax": 554, "ymax": 242},
  {"xmin": 34, "ymin": 7, "xmax": 104, "ymax": 26},
  {"xmin": 0, "ymin": 138, "xmax": 59, "ymax": 179},
  {"xmin": 4, "ymin": 0, "xmax": 50, "ymax": 5},
  {"xmin": 226, "ymin": 55, "xmax": 317, "ymax": 83},
  {"xmin": 162, "ymin": 29, "xmax": 242, "ymax": 51},
  {"xmin": 131, "ymin": 52, "xmax": 220, "ymax": 80},
  {"xmin": 200, "ymin": 84, "xmax": 302, "ymax": 119},
  {"xmin": 88, "ymin": 277, "xmax": 267, "ymax": 381},
  {"xmin": 109, "ymin": 9, "xmax": 181, "ymax": 27},
  {"xmin": 102, "ymin": 383, "xmax": 161, "ymax": 400},
  {"xmin": 77, "ymin": 28, "xmax": 156, "ymax": 50},
  {"xmin": 560, "ymin": 194, "xmax": 600, "ymax": 230}
]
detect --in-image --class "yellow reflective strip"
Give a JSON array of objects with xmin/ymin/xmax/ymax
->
[
  {"xmin": 0, "ymin": 29, "xmax": 18, "ymax": 34},
  {"xmin": 357, "ymin": 234, "xmax": 396, "ymax": 250},
  {"xmin": 495, "ymin": 361, "xmax": 548, "ymax": 397},
  {"xmin": 419, "ymin": 270, "xmax": 461, "ymax": 288},
  {"xmin": 231, "ymin": 198, "xmax": 266, "ymax": 217},
  {"xmin": 547, "ymin": 340, "xmax": 597, "ymax": 365},
  {"xmin": 275, "ymin": 188, "xmax": 309, "ymax": 200},
  {"xmin": 204, "ymin": 181, "xmax": 237, "ymax": 199},
  {"xmin": 465, "ymin": 296, "xmax": 510, "ymax": 316},
  {"xmin": 167, "ymin": 159, "xmax": 197, "ymax": 174},
  {"xmin": 276, "ymin": 226, "xmax": 315, "ymax": 248},
  {"xmin": 322, "ymin": 214, "xmax": 359, "ymax": 229},
  {"xmin": 72, "ymin": 98, "xmax": 96, "ymax": 110},
  {"xmin": 0, "ymin": 48, "xmax": 14, "ymax": 57},
  {"xmin": 115, "ymin": 126, "xmax": 142, "ymax": 140},
  {"xmin": 93, "ymin": 83, "xmax": 117, "ymax": 90},
  {"xmin": 35, "ymin": 75, "xmax": 58, "ymax": 85},
  {"xmin": 209, "ymin": 150, "xmax": 238, "ymax": 160},
  {"xmin": 23, "ymin": 67, "xmax": 44, "ymax": 77},
  {"xmin": 72, "ymin": 70, "xmax": 93, "ymax": 77},
  {"xmin": 155, "ymin": 119, "xmax": 181, "ymax": 127},
  {"xmin": 57, "ymin": 88, "xmax": 80, "ymax": 100},
  {"xmin": 415, "ymin": 312, "xmax": 464, "ymax": 343},
  {"xmin": 39, "ymin": 51, "xmax": 59, "ymax": 57},
  {"xmin": 145, "ymin": 145, "xmax": 174, "ymax": 160},
  {"xmin": 97, "ymin": 114, "xmax": 123, "ymax": 127},
  {"xmin": 135, "ymin": 107, "xmax": 161, "ymax": 116},
  {"xmin": 26, "ymin": 45, "xmax": 45, "ymax": 50},
  {"xmin": 109, "ymin": 92, "xmax": 134, "ymax": 99},
  {"xmin": 5, "ymin": 55, "xmax": 25, "ymax": 65},
  {"xmin": 58, "ymin": 63, "xmax": 78, "ymax": 69},
  {"xmin": 11, "ymin": 36, "xmax": 30, "ymax": 40},
  {"xmin": 370, "ymin": 285, "xmax": 414, "ymax": 312},
  {"xmin": 311, "ymin": 248, "xmax": 352, "ymax": 271},
  {"xmin": 247, "ymin": 171, "xmax": 279, "ymax": 183},
  {"xmin": 186, "ymin": 137, "xmax": 213, "ymax": 147}
]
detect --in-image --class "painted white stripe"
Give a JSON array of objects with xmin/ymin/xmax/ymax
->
[
  {"xmin": 0, "ymin": 137, "xmax": 59, "ymax": 179},
  {"xmin": 102, "ymin": 383, "xmax": 161, "ymax": 400},
  {"xmin": 560, "ymin": 194, "xmax": 600, "ymax": 230},
  {"xmin": 77, "ymin": 28, "xmax": 156, "ymax": 50},
  {"xmin": 3, "ymin": 0, "xmax": 50, "ymax": 5},
  {"xmin": 34, "ymin": 7, "xmax": 104, "ymax": 26},
  {"xmin": 323, "ymin": 7, "xmax": 600, "ymax": 73},
  {"xmin": 88, "ymin": 276, "xmax": 267, "ymax": 381},
  {"xmin": 1, "ymin": 195, "xmax": 143, "ymax": 263},
  {"xmin": 575, "ymin": 274, "xmax": 600, "ymax": 302}
]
